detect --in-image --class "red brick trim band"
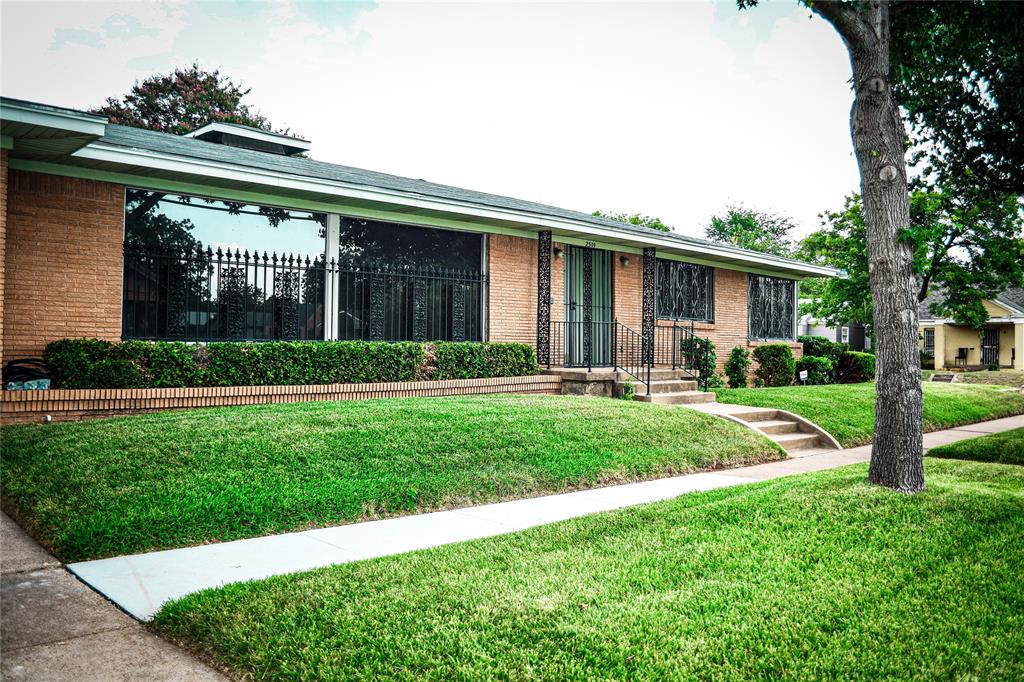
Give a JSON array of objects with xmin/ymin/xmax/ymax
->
[{"xmin": 0, "ymin": 375, "xmax": 563, "ymax": 425}]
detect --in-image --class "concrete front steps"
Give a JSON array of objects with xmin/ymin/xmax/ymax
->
[
  {"xmin": 686, "ymin": 403, "xmax": 842, "ymax": 456},
  {"xmin": 616, "ymin": 369, "xmax": 715, "ymax": 405}
]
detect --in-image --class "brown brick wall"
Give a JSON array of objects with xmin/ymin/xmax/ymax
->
[
  {"xmin": 613, "ymin": 250, "xmax": 642, "ymax": 329},
  {"xmin": 487, "ymin": 233, "xmax": 538, "ymax": 344},
  {"xmin": 2, "ymin": 171, "xmax": 124, "ymax": 365},
  {"xmin": 0, "ymin": 375, "xmax": 562, "ymax": 425},
  {"xmin": 0, "ymin": 151, "xmax": 7, "ymax": 366}
]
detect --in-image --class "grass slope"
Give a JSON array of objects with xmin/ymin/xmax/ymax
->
[
  {"xmin": 929, "ymin": 427, "xmax": 1024, "ymax": 466},
  {"xmin": 952, "ymin": 370, "xmax": 1024, "ymax": 389},
  {"xmin": 155, "ymin": 459, "xmax": 1024, "ymax": 681},
  {"xmin": 713, "ymin": 382, "xmax": 1024, "ymax": 446},
  {"xmin": 0, "ymin": 395, "xmax": 780, "ymax": 562}
]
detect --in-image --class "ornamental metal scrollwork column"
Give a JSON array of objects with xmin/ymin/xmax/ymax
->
[
  {"xmin": 452, "ymin": 282, "xmax": 466, "ymax": 341},
  {"xmin": 412, "ymin": 277, "xmax": 427, "ymax": 342},
  {"xmin": 536, "ymin": 231, "xmax": 552, "ymax": 365},
  {"xmin": 369, "ymin": 272, "xmax": 385, "ymax": 341},
  {"xmin": 582, "ymin": 249, "xmax": 593, "ymax": 366},
  {"xmin": 642, "ymin": 247, "xmax": 656, "ymax": 364}
]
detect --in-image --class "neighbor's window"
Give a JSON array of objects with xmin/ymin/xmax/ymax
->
[
  {"xmin": 656, "ymin": 259, "xmax": 714, "ymax": 322},
  {"xmin": 122, "ymin": 189, "xmax": 327, "ymax": 341},
  {"xmin": 924, "ymin": 327, "xmax": 935, "ymax": 355},
  {"xmin": 841, "ymin": 326, "xmax": 850, "ymax": 344},
  {"xmin": 336, "ymin": 217, "xmax": 485, "ymax": 342},
  {"xmin": 748, "ymin": 274, "xmax": 796, "ymax": 340}
]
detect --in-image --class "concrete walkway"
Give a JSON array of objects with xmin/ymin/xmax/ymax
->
[
  {"xmin": 68, "ymin": 413, "xmax": 1024, "ymax": 622},
  {"xmin": 0, "ymin": 514, "xmax": 225, "ymax": 681}
]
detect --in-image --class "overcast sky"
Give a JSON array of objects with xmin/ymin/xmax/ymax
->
[{"xmin": 1, "ymin": 0, "xmax": 859, "ymax": 239}]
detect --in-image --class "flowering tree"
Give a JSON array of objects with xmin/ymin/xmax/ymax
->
[{"xmin": 93, "ymin": 63, "xmax": 295, "ymax": 136}]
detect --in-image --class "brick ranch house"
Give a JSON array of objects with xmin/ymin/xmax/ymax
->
[{"xmin": 0, "ymin": 97, "xmax": 835, "ymax": 389}]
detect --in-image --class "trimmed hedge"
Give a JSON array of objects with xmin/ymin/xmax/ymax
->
[
  {"xmin": 43, "ymin": 339, "xmax": 537, "ymax": 390},
  {"xmin": 753, "ymin": 344, "xmax": 796, "ymax": 387},
  {"xmin": 796, "ymin": 355, "xmax": 834, "ymax": 385},
  {"xmin": 837, "ymin": 350, "xmax": 876, "ymax": 384}
]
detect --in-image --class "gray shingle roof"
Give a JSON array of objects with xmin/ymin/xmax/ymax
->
[
  {"xmin": 98, "ymin": 124, "xmax": 827, "ymax": 274},
  {"xmin": 920, "ymin": 287, "xmax": 1024, "ymax": 320}
]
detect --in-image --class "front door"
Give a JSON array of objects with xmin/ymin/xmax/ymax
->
[
  {"xmin": 981, "ymin": 327, "xmax": 1000, "ymax": 366},
  {"xmin": 564, "ymin": 246, "xmax": 613, "ymax": 366}
]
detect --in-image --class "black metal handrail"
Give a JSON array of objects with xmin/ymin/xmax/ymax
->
[{"xmin": 548, "ymin": 319, "xmax": 711, "ymax": 394}]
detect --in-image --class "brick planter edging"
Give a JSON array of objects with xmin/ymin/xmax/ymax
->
[{"xmin": 0, "ymin": 375, "xmax": 562, "ymax": 425}]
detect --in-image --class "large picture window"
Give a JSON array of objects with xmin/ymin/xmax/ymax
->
[
  {"xmin": 122, "ymin": 192, "xmax": 486, "ymax": 344},
  {"xmin": 122, "ymin": 189, "xmax": 328, "ymax": 341},
  {"xmin": 748, "ymin": 274, "xmax": 796, "ymax": 340},
  {"xmin": 336, "ymin": 218, "xmax": 484, "ymax": 342},
  {"xmin": 656, "ymin": 259, "xmax": 714, "ymax": 322}
]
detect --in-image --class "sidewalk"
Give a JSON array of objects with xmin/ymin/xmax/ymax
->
[
  {"xmin": 0, "ymin": 514, "xmax": 225, "ymax": 681},
  {"xmin": 68, "ymin": 413, "xmax": 1024, "ymax": 622}
]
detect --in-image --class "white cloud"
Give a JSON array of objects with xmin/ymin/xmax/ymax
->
[{"xmin": 1, "ymin": 0, "xmax": 859, "ymax": 238}]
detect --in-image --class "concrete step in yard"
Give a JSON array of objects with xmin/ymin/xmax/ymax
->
[
  {"xmin": 634, "ymin": 390, "xmax": 716, "ymax": 405},
  {"xmin": 724, "ymin": 408, "xmax": 829, "ymax": 453},
  {"xmin": 753, "ymin": 419, "xmax": 801, "ymax": 435}
]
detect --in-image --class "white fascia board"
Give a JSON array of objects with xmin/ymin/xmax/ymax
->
[
  {"xmin": 0, "ymin": 100, "xmax": 107, "ymax": 137},
  {"xmin": 184, "ymin": 122, "xmax": 311, "ymax": 151},
  {"xmin": 74, "ymin": 141, "xmax": 837, "ymax": 278}
]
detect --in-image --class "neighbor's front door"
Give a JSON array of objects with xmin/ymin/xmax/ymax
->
[
  {"xmin": 981, "ymin": 327, "xmax": 1000, "ymax": 366},
  {"xmin": 564, "ymin": 246, "xmax": 613, "ymax": 366}
]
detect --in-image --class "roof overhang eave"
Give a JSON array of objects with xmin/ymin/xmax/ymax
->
[
  {"xmin": 0, "ymin": 98, "xmax": 107, "ymax": 137},
  {"xmin": 73, "ymin": 141, "xmax": 838, "ymax": 279}
]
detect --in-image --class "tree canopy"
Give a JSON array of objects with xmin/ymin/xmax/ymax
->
[
  {"xmin": 891, "ymin": 1, "xmax": 1024, "ymax": 196},
  {"xmin": 93, "ymin": 63, "xmax": 294, "ymax": 136},
  {"xmin": 799, "ymin": 189, "xmax": 1024, "ymax": 330},
  {"xmin": 592, "ymin": 210, "xmax": 672, "ymax": 233},
  {"xmin": 705, "ymin": 204, "xmax": 795, "ymax": 257}
]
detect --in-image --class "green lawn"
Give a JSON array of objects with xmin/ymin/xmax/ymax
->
[
  {"xmin": 952, "ymin": 370, "xmax": 1024, "ymax": 389},
  {"xmin": 713, "ymin": 382, "xmax": 1024, "ymax": 447},
  {"xmin": 154, "ymin": 458, "xmax": 1024, "ymax": 680},
  {"xmin": 929, "ymin": 427, "xmax": 1024, "ymax": 466},
  {"xmin": 0, "ymin": 395, "xmax": 780, "ymax": 562}
]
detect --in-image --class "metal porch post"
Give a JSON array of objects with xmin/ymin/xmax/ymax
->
[
  {"xmin": 537, "ymin": 231, "xmax": 552, "ymax": 367},
  {"xmin": 641, "ymin": 247, "xmax": 656, "ymax": 395}
]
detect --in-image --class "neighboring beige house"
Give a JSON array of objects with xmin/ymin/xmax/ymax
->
[{"xmin": 920, "ymin": 289, "xmax": 1024, "ymax": 370}]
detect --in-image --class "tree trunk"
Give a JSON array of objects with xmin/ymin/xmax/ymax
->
[{"xmin": 816, "ymin": 1, "xmax": 924, "ymax": 492}]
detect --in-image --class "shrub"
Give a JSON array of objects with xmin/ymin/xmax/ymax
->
[
  {"xmin": 796, "ymin": 355, "xmax": 834, "ymax": 385},
  {"xmin": 44, "ymin": 339, "xmax": 535, "ymax": 389},
  {"xmin": 836, "ymin": 351, "xmax": 876, "ymax": 384},
  {"xmin": 724, "ymin": 346, "xmax": 751, "ymax": 388},
  {"xmin": 682, "ymin": 337, "xmax": 717, "ymax": 388},
  {"xmin": 799, "ymin": 335, "xmax": 834, "ymax": 358},
  {"xmin": 920, "ymin": 350, "xmax": 934, "ymax": 369},
  {"xmin": 752, "ymin": 344, "xmax": 796, "ymax": 387},
  {"xmin": 43, "ymin": 339, "xmax": 146, "ymax": 389},
  {"xmin": 430, "ymin": 342, "xmax": 538, "ymax": 380}
]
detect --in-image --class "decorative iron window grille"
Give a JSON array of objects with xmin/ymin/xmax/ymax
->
[
  {"xmin": 923, "ymin": 327, "xmax": 935, "ymax": 355},
  {"xmin": 748, "ymin": 274, "xmax": 796, "ymax": 340},
  {"xmin": 336, "ymin": 259, "xmax": 485, "ymax": 342},
  {"xmin": 656, "ymin": 259, "xmax": 714, "ymax": 322},
  {"xmin": 122, "ymin": 244, "xmax": 328, "ymax": 341}
]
